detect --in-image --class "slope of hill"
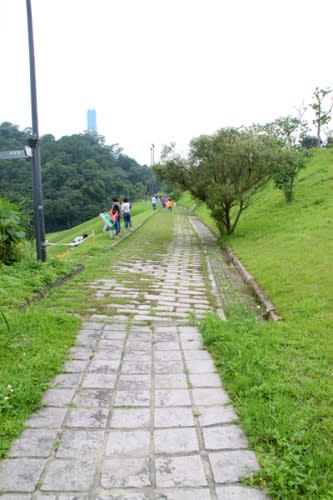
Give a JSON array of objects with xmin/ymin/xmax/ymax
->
[{"xmin": 182, "ymin": 148, "xmax": 333, "ymax": 499}]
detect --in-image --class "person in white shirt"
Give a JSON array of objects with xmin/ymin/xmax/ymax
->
[{"xmin": 122, "ymin": 198, "xmax": 132, "ymax": 230}]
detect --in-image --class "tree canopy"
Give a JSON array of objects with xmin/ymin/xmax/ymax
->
[
  {"xmin": 154, "ymin": 127, "xmax": 299, "ymax": 234},
  {"xmin": 0, "ymin": 122, "xmax": 162, "ymax": 233}
]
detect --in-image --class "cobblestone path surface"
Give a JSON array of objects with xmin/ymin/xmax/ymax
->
[{"xmin": 0, "ymin": 214, "xmax": 269, "ymax": 499}]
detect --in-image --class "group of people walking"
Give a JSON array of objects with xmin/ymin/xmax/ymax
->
[
  {"xmin": 103, "ymin": 195, "xmax": 174, "ymax": 239},
  {"xmin": 152, "ymin": 195, "xmax": 174, "ymax": 211},
  {"xmin": 102, "ymin": 198, "xmax": 132, "ymax": 238}
]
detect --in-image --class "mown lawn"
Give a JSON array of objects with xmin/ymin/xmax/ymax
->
[{"xmin": 180, "ymin": 149, "xmax": 333, "ymax": 499}]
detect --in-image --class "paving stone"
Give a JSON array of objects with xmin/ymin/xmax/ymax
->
[
  {"xmin": 154, "ymin": 407, "xmax": 195, "ymax": 428},
  {"xmin": 209, "ymin": 450, "xmax": 260, "ymax": 482},
  {"xmin": 115, "ymin": 390, "xmax": 150, "ymax": 407},
  {"xmin": 93, "ymin": 350, "xmax": 122, "ymax": 361},
  {"xmin": 155, "ymin": 428, "xmax": 199, "ymax": 454},
  {"xmin": 101, "ymin": 331, "xmax": 127, "ymax": 340},
  {"xmin": 189, "ymin": 373, "xmax": 221, "ymax": 387},
  {"xmin": 192, "ymin": 388, "xmax": 229, "ymax": 406},
  {"xmin": 42, "ymin": 388, "xmax": 75, "ymax": 407},
  {"xmin": 97, "ymin": 493, "xmax": 150, "ymax": 500},
  {"xmin": 154, "ymin": 360, "xmax": 185, "ymax": 374},
  {"xmin": 101, "ymin": 457, "xmax": 151, "ymax": 488},
  {"xmin": 123, "ymin": 352, "xmax": 152, "ymax": 363},
  {"xmin": 56, "ymin": 429, "xmax": 105, "ymax": 458},
  {"xmin": 81, "ymin": 373, "xmax": 117, "ymax": 388},
  {"xmin": 63, "ymin": 360, "xmax": 89, "ymax": 373},
  {"xmin": 155, "ymin": 374, "xmax": 188, "ymax": 389},
  {"xmin": 0, "ymin": 495, "xmax": 33, "ymax": 500},
  {"xmin": 121, "ymin": 361, "xmax": 152, "ymax": 375},
  {"xmin": 197, "ymin": 405, "xmax": 238, "ymax": 426},
  {"xmin": 0, "ymin": 459, "xmax": 45, "ymax": 492},
  {"xmin": 98, "ymin": 339, "xmax": 125, "ymax": 350},
  {"xmin": 69, "ymin": 347, "xmax": 93, "ymax": 359},
  {"xmin": 88, "ymin": 360, "xmax": 121, "ymax": 373},
  {"xmin": 111, "ymin": 408, "xmax": 151, "ymax": 428},
  {"xmin": 181, "ymin": 341, "xmax": 204, "ymax": 350},
  {"xmin": 41, "ymin": 459, "xmax": 96, "ymax": 491},
  {"xmin": 183, "ymin": 349, "xmax": 211, "ymax": 360},
  {"xmin": 9, "ymin": 429, "xmax": 57, "ymax": 458},
  {"xmin": 117, "ymin": 374, "xmax": 151, "ymax": 390},
  {"xmin": 155, "ymin": 489, "xmax": 211, "ymax": 499},
  {"xmin": 154, "ymin": 350, "xmax": 182, "ymax": 361},
  {"xmin": 51, "ymin": 373, "xmax": 83, "ymax": 388},
  {"xmin": 155, "ymin": 455, "xmax": 207, "ymax": 487},
  {"xmin": 155, "ymin": 389, "xmax": 191, "ymax": 407},
  {"xmin": 66, "ymin": 408, "xmax": 108, "ymax": 428},
  {"xmin": 73, "ymin": 389, "xmax": 113, "ymax": 408},
  {"xmin": 185, "ymin": 359, "xmax": 217, "ymax": 373},
  {"xmin": 106, "ymin": 430, "xmax": 150, "ymax": 456},
  {"xmin": 216, "ymin": 485, "xmax": 270, "ymax": 499},
  {"xmin": 154, "ymin": 342, "xmax": 179, "ymax": 351},
  {"xmin": 26, "ymin": 407, "xmax": 67, "ymax": 428},
  {"xmin": 203, "ymin": 424, "xmax": 248, "ymax": 450}
]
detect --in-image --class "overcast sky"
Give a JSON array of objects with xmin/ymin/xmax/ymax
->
[{"xmin": 1, "ymin": 0, "xmax": 332, "ymax": 165}]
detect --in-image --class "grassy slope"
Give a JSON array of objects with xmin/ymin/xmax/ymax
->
[{"xmin": 180, "ymin": 149, "xmax": 333, "ymax": 499}]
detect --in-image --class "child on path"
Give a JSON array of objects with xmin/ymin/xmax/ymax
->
[
  {"xmin": 110, "ymin": 198, "xmax": 121, "ymax": 236},
  {"xmin": 166, "ymin": 198, "xmax": 173, "ymax": 211}
]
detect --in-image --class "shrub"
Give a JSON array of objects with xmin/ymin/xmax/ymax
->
[{"xmin": 0, "ymin": 199, "xmax": 25, "ymax": 265}]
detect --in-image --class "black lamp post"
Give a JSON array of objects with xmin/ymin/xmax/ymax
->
[
  {"xmin": 150, "ymin": 143, "xmax": 155, "ymax": 166},
  {"xmin": 26, "ymin": 0, "xmax": 46, "ymax": 261}
]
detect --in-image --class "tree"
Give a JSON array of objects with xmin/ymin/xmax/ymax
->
[
  {"xmin": 310, "ymin": 86, "xmax": 333, "ymax": 147},
  {"xmin": 261, "ymin": 116, "xmax": 308, "ymax": 202},
  {"xmin": 0, "ymin": 122, "xmax": 163, "ymax": 232},
  {"xmin": 0, "ymin": 199, "xmax": 25, "ymax": 264},
  {"xmin": 154, "ymin": 128, "xmax": 292, "ymax": 235}
]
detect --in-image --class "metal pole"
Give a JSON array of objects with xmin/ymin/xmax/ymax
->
[
  {"xmin": 26, "ymin": 0, "xmax": 46, "ymax": 261},
  {"xmin": 151, "ymin": 143, "xmax": 155, "ymax": 166}
]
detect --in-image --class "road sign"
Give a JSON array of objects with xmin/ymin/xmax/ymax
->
[{"xmin": 0, "ymin": 149, "xmax": 27, "ymax": 160}]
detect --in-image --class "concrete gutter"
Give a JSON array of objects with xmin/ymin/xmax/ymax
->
[{"xmin": 225, "ymin": 247, "xmax": 282, "ymax": 322}]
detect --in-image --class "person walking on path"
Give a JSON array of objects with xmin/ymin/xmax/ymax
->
[
  {"xmin": 110, "ymin": 198, "xmax": 121, "ymax": 236},
  {"xmin": 122, "ymin": 197, "xmax": 132, "ymax": 230},
  {"xmin": 166, "ymin": 197, "xmax": 174, "ymax": 211},
  {"xmin": 151, "ymin": 195, "xmax": 157, "ymax": 210}
]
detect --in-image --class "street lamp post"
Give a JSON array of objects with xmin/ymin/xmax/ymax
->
[
  {"xmin": 150, "ymin": 143, "xmax": 155, "ymax": 166},
  {"xmin": 26, "ymin": 0, "xmax": 46, "ymax": 261}
]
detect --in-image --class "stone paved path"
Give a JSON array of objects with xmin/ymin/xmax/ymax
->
[{"xmin": 0, "ymin": 214, "xmax": 269, "ymax": 499}]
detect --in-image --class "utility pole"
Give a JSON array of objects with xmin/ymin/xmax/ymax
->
[
  {"xmin": 150, "ymin": 143, "xmax": 155, "ymax": 166},
  {"xmin": 26, "ymin": 0, "xmax": 46, "ymax": 261}
]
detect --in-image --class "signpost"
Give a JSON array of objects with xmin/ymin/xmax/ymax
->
[
  {"xmin": 26, "ymin": 0, "xmax": 46, "ymax": 261},
  {"xmin": 0, "ymin": 149, "xmax": 30, "ymax": 160}
]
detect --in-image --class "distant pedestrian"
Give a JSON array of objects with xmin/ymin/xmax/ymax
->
[
  {"xmin": 110, "ymin": 198, "xmax": 121, "ymax": 236},
  {"xmin": 122, "ymin": 197, "xmax": 132, "ymax": 230},
  {"xmin": 151, "ymin": 195, "xmax": 157, "ymax": 210},
  {"xmin": 166, "ymin": 198, "xmax": 173, "ymax": 211}
]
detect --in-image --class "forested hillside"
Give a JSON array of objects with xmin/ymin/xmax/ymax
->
[{"xmin": 0, "ymin": 122, "xmax": 161, "ymax": 233}]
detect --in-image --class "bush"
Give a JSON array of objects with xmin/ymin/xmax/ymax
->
[{"xmin": 0, "ymin": 199, "xmax": 25, "ymax": 264}]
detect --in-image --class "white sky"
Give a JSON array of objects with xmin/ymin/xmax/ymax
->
[{"xmin": 1, "ymin": 0, "xmax": 332, "ymax": 165}]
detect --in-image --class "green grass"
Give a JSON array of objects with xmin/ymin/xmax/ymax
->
[{"xmin": 179, "ymin": 149, "xmax": 333, "ymax": 499}]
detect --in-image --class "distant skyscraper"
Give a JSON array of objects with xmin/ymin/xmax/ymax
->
[{"xmin": 87, "ymin": 109, "xmax": 97, "ymax": 134}]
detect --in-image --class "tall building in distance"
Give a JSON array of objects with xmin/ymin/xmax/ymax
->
[{"xmin": 87, "ymin": 109, "xmax": 97, "ymax": 135}]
